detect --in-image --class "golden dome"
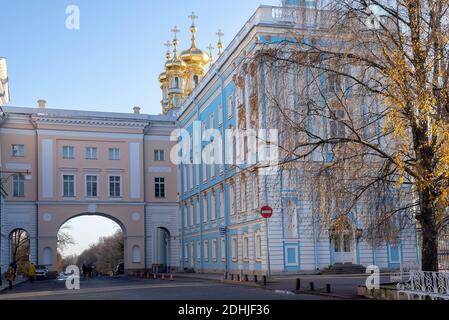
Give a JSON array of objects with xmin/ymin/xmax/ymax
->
[{"xmin": 181, "ymin": 47, "xmax": 210, "ymax": 66}]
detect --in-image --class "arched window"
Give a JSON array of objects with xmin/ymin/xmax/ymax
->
[
  {"xmin": 174, "ymin": 77, "xmax": 180, "ymax": 88},
  {"xmin": 132, "ymin": 245, "xmax": 141, "ymax": 263}
]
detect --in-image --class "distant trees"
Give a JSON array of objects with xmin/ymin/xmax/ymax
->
[
  {"xmin": 10, "ymin": 229, "xmax": 30, "ymax": 275},
  {"xmin": 76, "ymin": 231, "xmax": 124, "ymax": 275}
]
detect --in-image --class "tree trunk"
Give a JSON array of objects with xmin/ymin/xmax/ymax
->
[{"xmin": 418, "ymin": 189, "xmax": 439, "ymax": 271}]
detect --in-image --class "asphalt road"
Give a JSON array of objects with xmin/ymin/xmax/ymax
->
[{"xmin": 0, "ymin": 276, "xmax": 338, "ymax": 300}]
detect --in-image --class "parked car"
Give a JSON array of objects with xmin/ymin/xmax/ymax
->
[{"xmin": 35, "ymin": 265, "xmax": 49, "ymax": 279}]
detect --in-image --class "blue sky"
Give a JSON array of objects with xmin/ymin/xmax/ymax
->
[
  {"xmin": 1, "ymin": 0, "xmax": 279, "ymax": 115},
  {"xmin": 0, "ymin": 0, "xmax": 279, "ymax": 256}
]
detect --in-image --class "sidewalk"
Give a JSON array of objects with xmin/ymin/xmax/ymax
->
[
  {"xmin": 173, "ymin": 272, "xmax": 390, "ymax": 299},
  {"xmin": 0, "ymin": 276, "xmax": 29, "ymax": 292}
]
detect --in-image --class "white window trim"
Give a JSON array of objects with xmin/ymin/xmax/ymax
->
[
  {"xmin": 388, "ymin": 243, "xmax": 401, "ymax": 264},
  {"xmin": 108, "ymin": 174, "xmax": 122, "ymax": 199},
  {"xmin": 243, "ymin": 233, "xmax": 249, "ymax": 262},
  {"xmin": 85, "ymin": 147, "xmax": 98, "ymax": 160},
  {"xmin": 221, "ymin": 237, "xmax": 226, "ymax": 261},
  {"xmin": 108, "ymin": 148, "xmax": 121, "ymax": 161},
  {"xmin": 231, "ymin": 235, "xmax": 238, "ymax": 262},
  {"xmin": 184, "ymin": 243, "xmax": 189, "ymax": 261},
  {"xmin": 196, "ymin": 241, "xmax": 201, "ymax": 261},
  {"xmin": 204, "ymin": 239, "xmax": 209, "ymax": 262},
  {"xmin": 11, "ymin": 144, "xmax": 25, "ymax": 157},
  {"xmin": 255, "ymin": 230, "xmax": 262, "ymax": 262},
  {"xmin": 154, "ymin": 176, "xmax": 166, "ymax": 199},
  {"xmin": 61, "ymin": 173, "xmax": 76, "ymax": 198},
  {"xmin": 211, "ymin": 239, "xmax": 218, "ymax": 262},
  {"xmin": 12, "ymin": 175, "xmax": 25, "ymax": 197},
  {"xmin": 62, "ymin": 146, "xmax": 75, "ymax": 159},
  {"xmin": 210, "ymin": 191, "xmax": 216, "ymax": 221},
  {"xmin": 85, "ymin": 174, "xmax": 99, "ymax": 199}
]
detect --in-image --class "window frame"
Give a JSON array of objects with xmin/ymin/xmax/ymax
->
[
  {"xmin": 108, "ymin": 175, "xmax": 122, "ymax": 198},
  {"xmin": 11, "ymin": 144, "xmax": 25, "ymax": 157},
  {"xmin": 62, "ymin": 174, "xmax": 76, "ymax": 198},
  {"xmin": 154, "ymin": 177, "xmax": 166, "ymax": 199},
  {"xmin": 85, "ymin": 147, "xmax": 98, "ymax": 160},
  {"xmin": 12, "ymin": 175, "xmax": 25, "ymax": 197},
  {"xmin": 62, "ymin": 146, "xmax": 75, "ymax": 159},
  {"xmin": 85, "ymin": 174, "xmax": 99, "ymax": 198},
  {"xmin": 108, "ymin": 148, "xmax": 120, "ymax": 161}
]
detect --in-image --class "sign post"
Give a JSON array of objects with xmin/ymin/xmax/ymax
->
[{"xmin": 260, "ymin": 206, "xmax": 273, "ymax": 277}]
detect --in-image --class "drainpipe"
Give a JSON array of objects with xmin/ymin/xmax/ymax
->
[
  {"xmin": 143, "ymin": 122, "xmax": 148, "ymax": 274},
  {"xmin": 30, "ymin": 116, "xmax": 39, "ymax": 265}
]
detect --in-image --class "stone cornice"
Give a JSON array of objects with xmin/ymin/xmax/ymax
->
[{"xmin": 32, "ymin": 115, "xmax": 149, "ymax": 129}]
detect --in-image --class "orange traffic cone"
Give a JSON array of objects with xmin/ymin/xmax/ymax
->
[
  {"xmin": 161, "ymin": 274, "xmax": 165, "ymax": 280},
  {"xmin": 170, "ymin": 274, "xmax": 174, "ymax": 281}
]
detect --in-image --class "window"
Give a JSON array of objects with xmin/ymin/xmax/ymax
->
[
  {"xmin": 196, "ymin": 241, "xmax": 201, "ymax": 261},
  {"xmin": 240, "ymin": 178, "xmax": 247, "ymax": 212},
  {"xmin": 227, "ymin": 95, "xmax": 234, "ymax": 118},
  {"xmin": 221, "ymin": 237, "xmax": 226, "ymax": 261},
  {"xmin": 252, "ymin": 174, "xmax": 259, "ymax": 209},
  {"xmin": 11, "ymin": 144, "xmax": 24, "ymax": 157},
  {"xmin": 109, "ymin": 176, "xmax": 121, "ymax": 198},
  {"xmin": 210, "ymin": 112, "xmax": 215, "ymax": 129},
  {"xmin": 204, "ymin": 240, "xmax": 209, "ymax": 261},
  {"xmin": 212, "ymin": 239, "xmax": 217, "ymax": 261},
  {"xmin": 184, "ymin": 243, "xmax": 189, "ymax": 261},
  {"xmin": 155, "ymin": 177, "xmax": 166, "ymax": 198},
  {"xmin": 86, "ymin": 175, "xmax": 98, "ymax": 197},
  {"xmin": 219, "ymin": 190, "xmax": 224, "ymax": 219},
  {"xmin": 203, "ymin": 194, "xmax": 208, "ymax": 223},
  {"xmin": 218, "ymin": 104, "xmax": 223, "ymax": 126},
  {"xmin": 108, "ymin": 148, "xmax": 120, "ymax": 160},
  {"xmin": 329, "ymin": 109, "xmax": 346, "ymax": 139},
  {"xmin": 12, "ymin": 175, "xmax": 25, "ymax": 197},
  {"xmin": 193, "ymin": 75, "xmax": 199, "ymax": 87},
  {"xmin": 174, "ymin": 77, "xmax": 180, "ymax": 88},
  {"xmin": 183, "ymin": 206, "xmax": 188, "ymax": 228},
  {"xmin": 62, "ymin": 146, "xmax": 74, "ymax": 159},
  {"xmin": 230, "ymin": 183, "xmax": 236, "ymax": 215},
  {"xmin": 190, "ymin": 202, "xmax": 194, "ymax": 226},
  {"xmin": 255, "ymin": 231, "xmax": 262, "ymax": 261},
  {"xmin": 285, "ymin": 245, "xmax": 299, "ymax": 266},
  {"xmin": 154, "ymin": 149, "xmax": 165, "ymax": 161},
  {"xmin": 196, "ymin": 199, "xmax": 200, "ymax": 225},
  {"xmin": 63, "ymin": 175, "xmax": 75, "ymax": 197},
  {"xmin": 210, "ymin": 191, "xmax": 216, "ymax": 221},
  {"xmin": 243, "ymin": 234, "xmax": 249, "ymax": 261},
  {"xmin": 389, "ymin": 244, "xmax": 400, "ymax": 264},
  {"xmin": 231, "ymin": 236, "xmax": 238, "ymax": 261},
  {"xmin": 85, "ymin": 147, "xmax": 97, "ymax": 160},
  {"xmin": 210, "ymin": 141, "xmax": 216, "ymax": 178}
]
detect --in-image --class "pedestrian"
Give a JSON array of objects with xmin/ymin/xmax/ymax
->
[
  {"xmin": 6, "ymin": 264, "xmax": 14, "ymax": 290},
  {"xmin": 27, "ymin": 262, "xmax": 36, "ymax": 283},
  {"xmin": 82, "ymin": 264, "xmax": 87, "ymax": 278},
  {"xmin": 11, "ymin": 261, "xmax": 17, "ymax": 281}
]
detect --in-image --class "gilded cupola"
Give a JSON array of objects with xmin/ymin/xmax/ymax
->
[{"xmin": 158, "ymin": 12, "xmax": 223, "ymax": 115}]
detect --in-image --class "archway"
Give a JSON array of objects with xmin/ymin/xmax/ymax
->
[
  {"xmin": 9, "ymin": 229, "xmax": 30, "ymax": 276},
  {"xmin": 57, "ymin": 214, "xmax": 125, "ymax": 276},
  {"xmin": 153, "ymin": 227, "xmax": 170, "ymax": 273}
]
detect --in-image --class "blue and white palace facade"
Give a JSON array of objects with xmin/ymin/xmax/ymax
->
[{"xmin": 160, "ymin": 1, "xmax": 421, "ymax": 275}]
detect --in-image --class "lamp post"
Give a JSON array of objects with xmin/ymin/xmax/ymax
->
[{"xmin": 0, "ymin": 170, "xmax": 32, "ymax": 271}]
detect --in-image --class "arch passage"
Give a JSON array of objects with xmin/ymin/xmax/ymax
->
[
  {"xmin": 38, "ymin": 205, "xmax": 146, "ymax": 276},
  {"xmin": 9, "ymin": 229, "xmax": 31, "ymax": 276}
]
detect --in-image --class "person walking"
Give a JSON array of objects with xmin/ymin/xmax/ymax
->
[
  {"xmin": 82, "ymin": 264, "xmax": 87, "ymax": 278},
  {"xmin": 6, "ymin": 264, "xmax": 15, "ymax": 290},
  {"xmin": 27, "ymin": 262, "xmax": 36, "ymax": 283}
]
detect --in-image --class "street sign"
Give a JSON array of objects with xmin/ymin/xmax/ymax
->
[
  {"xmin": 219, "ymin": 227, "xmax": 227, "ymax": 235},
  {"xmin": 260, "ymin": 205, "xmax": 273, "ymax": 219}
]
